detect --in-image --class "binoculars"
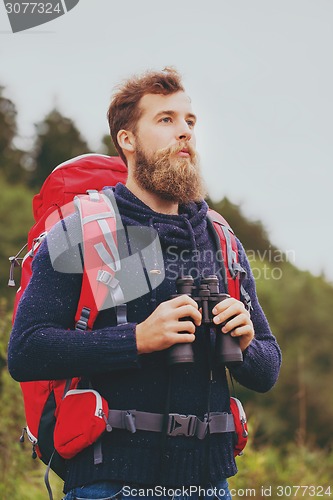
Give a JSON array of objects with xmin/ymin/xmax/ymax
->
[{"xmin": 168, "ymin": 275, "xmax": 243, "ymax": 367}]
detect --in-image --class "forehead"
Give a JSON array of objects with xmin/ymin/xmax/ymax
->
[{"xmin": 139, "ymin": 91, "xmax": 194, "ymax": 119}]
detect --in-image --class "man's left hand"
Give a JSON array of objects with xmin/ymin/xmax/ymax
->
[{"xmin": 212, "ymin": 298, "xmax": 254, "ymax": 352}]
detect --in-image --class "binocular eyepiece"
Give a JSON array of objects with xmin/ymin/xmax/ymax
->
[{"xmin": 168, "ymin": 275, "xmax": 243, "ymax": 367}]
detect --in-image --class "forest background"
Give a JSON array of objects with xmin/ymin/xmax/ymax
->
[{"xmin": 0, "ymin": 86, "xmax": 332, "ymax": 499}]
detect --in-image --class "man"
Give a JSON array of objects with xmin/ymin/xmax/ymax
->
[{"xmin": 8, "ymin": 68, "xmax": 281, "ymax": 500}]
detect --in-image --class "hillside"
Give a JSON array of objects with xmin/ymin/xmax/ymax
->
[
  {"xmin": 0, "ymin": 192, "xmax": 332, "ymax": 498},
  {"xmin": 209, "ymin": 197, "xmax": 333, "ymax": 449}
]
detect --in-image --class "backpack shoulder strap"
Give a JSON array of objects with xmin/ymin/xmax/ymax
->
[
  {"xmin": 207, "ymin": 208, "xmax": 252, "ymax": 309},
  {"xmin": 74, "ymin": 190, "xmax": 126, "ymax": 331},
  {"xmin": 207, "ymin": 209, "xmax": 240, "ymax": 300}
]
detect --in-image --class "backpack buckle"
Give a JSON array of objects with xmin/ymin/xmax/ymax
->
[
  {"xmin": 75, "ymin": 307, "xmax": 91, "ymax": 331},
  {"xmin": 97, "ymin": 270, "xmax": 117, "ymax": 288},
  {"xmin": 167, "ymin": 413, "xmax": 197, "ymax": 437}
]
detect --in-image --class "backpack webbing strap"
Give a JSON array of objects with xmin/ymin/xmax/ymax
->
[
  {"xmin": 207, "ymin": 210, "xmax": 252, "ymax": 310},
  {"xmin": 207, "ymin": 210, "xmax": 240, "ymax": 300},
  {"xmin": 44, "ymin": 450, "xmax": 55, "ymax": 500},
  {"xmin": 107, "ymin": 409, "xmax": 235, "ymax": 440},
  {"xmin": 93, "ymin": 438, "xmax": 103, "ymax": 465},
  {"xmin": 74, "ymin": 191, "xmax": 127, "ymax": 330}
]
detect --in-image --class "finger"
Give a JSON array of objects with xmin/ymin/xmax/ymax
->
[
  {"xmin": 171, "ymin": 332, "xmax": 196, "ymax": 344},
  {"xmin": 220, "ymin": 313, "xmax": 250, "ymax": 333},
  {"xmin": 212, "ymin": 298, "xmax": 246, "ymax": 317},
  {"xmin": 212, "ymin": 297, "xmax": 234, "ymax": 315},
  {"xmin": 213, "ymin": 303, "xmax": 248, "ymax": 325},
  {"xmin": 229, "ymin": 323, "xmax": 253, "ymax": 336},
  {"xmin": 174, "ymin": 304, "xmax": 202, "ymax": 326},
  {"xmin": 170, "ymin": 294, "xmax": 198, "ymax": 309},
  {"xmin": 176, "ymin": 321, "xmax": 195, "ymax": 334},
  {"xmin": 230, "ymin": 325, "xmax": 254, "ymax": 341}
]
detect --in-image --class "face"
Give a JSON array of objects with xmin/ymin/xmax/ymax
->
[
  {"xmin": 135, "ymin": 91, "xmax": 197, "ymax": 155},
  {"xmin": 131, "ymin": 92, "xmax": 206, "ymax": 204}
]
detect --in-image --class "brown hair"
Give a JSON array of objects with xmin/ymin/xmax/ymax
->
[{"xmin": 107, "ymin": 67, "xmax": 184, "ymax": 164}]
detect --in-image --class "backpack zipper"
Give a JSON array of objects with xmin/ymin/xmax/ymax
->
[
  {"xmin": 25, "ymin": 425, "xmax": 38, "ymax": 445},
  {"xmin": 19, "ymin": 426, "xmax": 38, "ymax": 459},
  {"xmin": 64, "ymin": 389, "xmax": 103, "ymax": 417},
  {"xmin": 63, "ymin": 389, "xmax": 112, "ymax": 432},
  {"xmin": 230, "ymin": 397, "xmax": 248, "ymax": 438}
]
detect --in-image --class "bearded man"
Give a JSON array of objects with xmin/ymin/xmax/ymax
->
[{"xmin": 8, "ymin": 68, "xmax": 281, "ymax": 500}]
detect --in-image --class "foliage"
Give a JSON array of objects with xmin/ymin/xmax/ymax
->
[
  {"xmin": 0, "ymin": 87, "xmax": 28, "ymax": 184},
  {"xmin": 0, "ymin": 86, "xmax": 16, "ymax": 150},
  {"xmin": 1, "ymin": 86, "xmax": 333, "ymax": 497},
  {"xmin": 208, "ymin": 197, "xmax": 273, "ymax": 255},
  {"xmin": 0, "ymin": 300, "xmax": 63, "ymax": 499},
  {"xmin": 0, "ymin": 175, "xmax": 34, "ymax": 300},
  {"xmin": 209, "ymin": 199, "xmax": 333, "ymax": 450},
  {"xmin": 100, "ymin": 134, "xmax": 119, "ymax": 157},
  {"xmin": 28, "ymin": 108, "xmax": 90, "ymax": 189},
  {"xmin": 238, "ymin": 259, "xmax": 333, "ymax": 450},
  {"xmin": 228, "ymin": 442, "xmax": 333, "ymax": 499}
]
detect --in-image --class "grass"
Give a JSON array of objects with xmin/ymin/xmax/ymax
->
[
  {"xmin": 228, "ymin": 443, "xmax": 333, "ymax": 499},
  {"xmin": 1, "ymin": 443, "xmax": 332, "ymax": 499}
]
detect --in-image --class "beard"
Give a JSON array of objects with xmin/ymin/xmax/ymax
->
[{"xmin": 133, "ymin": 140, "xmax": 207, "ymax": 205}]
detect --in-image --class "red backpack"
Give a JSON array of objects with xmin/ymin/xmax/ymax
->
[
  {"xmin": 9, "ymin": 153, "xmax": 249, "ymax": 482},
  {"xmin": 10, "ymin": 154, "xmax": 127, "ymax": 479}
]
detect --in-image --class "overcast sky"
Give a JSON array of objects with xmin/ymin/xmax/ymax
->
[{"xmin": 0, "ymin": 0, "xmax": 332, "ymax": 281}]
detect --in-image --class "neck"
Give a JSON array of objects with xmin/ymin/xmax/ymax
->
[{"xmin": 125, "ymin": 175, "xmax": 179, "ymax": 215}]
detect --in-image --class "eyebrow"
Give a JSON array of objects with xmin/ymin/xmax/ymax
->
[{"xmin": 154, "ymin": 110, "xmax": 197, "ymax": 122}]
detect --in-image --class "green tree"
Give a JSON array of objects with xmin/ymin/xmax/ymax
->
[
  {"xmin": 28, "ymin": 109, "xmax": 90, "ymax": 189},
  {"xmin": 228, "ymin": 258, "xmax": 333, "ymax": 450},
  {"xmin": 1, "ymin": 184, "xmax": 333, "ymax": 495},
  {"xmin": 209, "ymin": 197, "xmax": 333, "ymax": 450},
  {"xmin": 0, "ymin": 86, "xmax": 27, "ymax": 184},
  {"xmin": 0, "ymin": 175, "xmax": 34, "ymax": 300},
  {"xmin": 208, "ymin": 196, "xmax": 273, "ymax": 254},
  {"xmin": 99, "ymin": 134, "xmax": 119, "ymax": 157},
  {"xmin": 0, "ymin": 86, "xmax": 16, "ymax": 152}
]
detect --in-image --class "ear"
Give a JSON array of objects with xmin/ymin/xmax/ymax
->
[{"xmin": 117, "ymin": 129, "xmax": 135, "ymax": 154}]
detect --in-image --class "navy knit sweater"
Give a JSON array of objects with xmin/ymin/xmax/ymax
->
[{"xmin": 8, "ymin": 183, "xmax": 281, "ymax": 492}]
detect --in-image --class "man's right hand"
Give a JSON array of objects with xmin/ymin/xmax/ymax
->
[{"xmin": 135, "ymin": 295, "xmax": 202, "ymax": 354}]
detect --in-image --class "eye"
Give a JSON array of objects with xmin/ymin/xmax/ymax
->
[
  {"xmin": 186, "ymin": 119, "xmax": 196, "ymax": 128},
  {"xmin": 160, "ymin": 117, "xmax": 172, "ymax": 123}
]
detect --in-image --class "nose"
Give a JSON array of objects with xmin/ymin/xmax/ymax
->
[{"xmin": 177, "ymin": 121, "xmax": 193, "ymax": 142}]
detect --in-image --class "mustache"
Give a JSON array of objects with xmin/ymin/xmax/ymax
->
[{"xmin": 156, "ymin": 141, "xmax": 197, "ymax": 160}]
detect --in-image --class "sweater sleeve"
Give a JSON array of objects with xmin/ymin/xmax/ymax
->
[
  {"xmin": 229, "ymin": 238, "xmax": 282, "ymax": 392},
  {"xmin": 7, "ymin": 214, "xmax": 140, "ymax": 382}
]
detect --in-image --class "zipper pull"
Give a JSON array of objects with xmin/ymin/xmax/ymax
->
[
  {"xmin": 99, "ymin": 409, "xmax": 112, "ymax": 432},
  {"xmin": 8, "ymin": 256, "xmax": 19, "ymax": 287},
  {"xmin": 241, "ymin": 417, "xmax": 248, "ymax": 438},
  {"xmin": 8, "ymin": 243, "xmax": 28, "ymax": 287},
  {"xmin": 19, "ymin": 427, "xmax": 27, "ymax": 443},
  {"xmin": 19, "ymin": 427, "xmax": 38, "ymax": 458}
]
